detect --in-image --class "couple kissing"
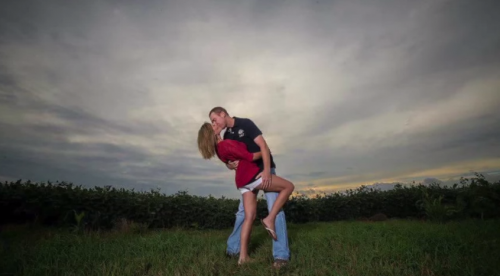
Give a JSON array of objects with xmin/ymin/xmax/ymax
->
[{"xmin": 197, "ymin": 106, "xmax": 294, "ymax": 268}]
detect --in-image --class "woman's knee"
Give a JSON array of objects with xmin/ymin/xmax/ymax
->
[
  {"xmin": 244, "ymin": 215, "xmax": 256, "ymax": 223},
  {"xmin": 286, "ymin": 180, "xmax": 295, "ymax": 193}
]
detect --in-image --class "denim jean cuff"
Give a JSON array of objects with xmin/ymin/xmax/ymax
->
[{"xmin": 274, "ymin": 256, "xmax": 290, "ymax": 261}]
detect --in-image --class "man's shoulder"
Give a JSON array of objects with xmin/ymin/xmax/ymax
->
[{"xmin": 234, "ymin": 117, "xmax": 256, "ymax": 127}]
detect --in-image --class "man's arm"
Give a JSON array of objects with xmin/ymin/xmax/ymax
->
[
  {"xmin": 226, "ymin": 161, "xmax": 238, "ymax": 170},
  {"xmin": 226, "ymin": 151, "xmax": 261, "ymax": 170},
  {"xmin": 252, "ymin": 151, "xmax": 262, "ymax": 161},
  {"xmin": 254, "ymin": 135, "xmax": 272, "ymax": 188},
  {"xmin": 242, "ymin": 118, "xmax": 272, "ymax": 188}
]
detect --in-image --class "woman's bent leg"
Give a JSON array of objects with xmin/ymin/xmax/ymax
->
[
  {"xmin": 239, "ymin": 190, "xmax": 258, "ymax": 264},
  {"xmin": 258, "ymin": 175, "xmax": 294, "ymax": 236}
]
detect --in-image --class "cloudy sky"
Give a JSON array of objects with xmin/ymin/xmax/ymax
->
[{"xmin": 1, "ymin": 0, "xmax": 499, "ymax": 198}]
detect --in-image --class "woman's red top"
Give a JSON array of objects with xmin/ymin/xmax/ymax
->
[{"xmin": 216, "ymin": 139, "xmax": 262, "ymax": 188}]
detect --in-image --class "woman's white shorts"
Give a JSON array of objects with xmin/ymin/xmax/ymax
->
[{"xmin": 238, "ymin": 177, "xmax": 263, "ymax": 194}]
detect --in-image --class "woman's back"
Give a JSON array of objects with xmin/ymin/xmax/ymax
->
[{"xmin": 216, "ymin": 139, "xmax": 262, "ymax": 188}]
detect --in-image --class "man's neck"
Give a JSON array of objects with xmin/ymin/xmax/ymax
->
[{"xmin": 226, "ymin": 116, "xmax": 235, "ymax": 128}]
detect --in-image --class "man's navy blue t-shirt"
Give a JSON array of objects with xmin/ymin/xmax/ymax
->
[{"xmin": 223, "ymin": 117, "xmax": 276, "ymax": 169}]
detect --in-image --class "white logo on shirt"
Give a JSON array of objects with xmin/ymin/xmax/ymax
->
[{"xmin": 238, "ymin": 129, "xmax": 244, "ymax": 137}]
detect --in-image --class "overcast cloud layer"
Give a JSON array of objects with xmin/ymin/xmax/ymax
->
[{"xmin": 1, "ymin": 0, "xmax": 500, "ymax": 198}]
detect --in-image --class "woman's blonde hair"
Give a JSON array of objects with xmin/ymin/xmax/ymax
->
[{"xmin": 198, "ymin": 122, "xmax": 217, "ymax": 159}]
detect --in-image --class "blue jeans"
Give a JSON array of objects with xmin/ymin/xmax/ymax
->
[{"xmin": 226, "ymin": 168, "xmax": 290, "ymax": 261}]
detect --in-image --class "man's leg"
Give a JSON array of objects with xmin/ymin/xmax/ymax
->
[
  {"xmin": 264, "ymin": 169, "xmax": 290, "ymax": 263},
  {"xmin": 226, "ymin": 197, "xmax": 245, "ymax": 256}
]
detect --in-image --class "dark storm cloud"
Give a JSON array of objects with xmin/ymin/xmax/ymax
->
[
  {"xmin": 0, "ymin": 71, "xmax": 16, "ymax": 88},
  {"xmin": 301, "ymin": 0, "xmax": 500, "ymax": 137},
  {"xmin": 409, "ymin": 0, "xmax": 500, "ymax": 76},
  {"xmin": 0, "ymin": 0, "xmax": 499, "ymax": 197}
]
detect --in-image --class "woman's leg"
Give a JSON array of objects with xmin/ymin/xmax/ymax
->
[
  {"xmin": 257, "ymin": 175, "xmax": 294, "ymax": 237},
  {"xmin": 239, "ymin": 190, "xmax": 258, "ymax": 264}
]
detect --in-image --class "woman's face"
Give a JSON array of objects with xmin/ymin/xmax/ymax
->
[{"xmin": 212, "ymin": 122, "xmax": 223, "ymax": 136}]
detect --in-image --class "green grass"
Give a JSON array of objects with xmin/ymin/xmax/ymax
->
[{"xmin": 1, "ymin": 219, "xmax": 499, "ymax": 276}]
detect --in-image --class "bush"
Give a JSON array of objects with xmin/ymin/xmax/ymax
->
[{"xmin": 1, "ymin": 173, "xmax": 499, "ymax": 230}]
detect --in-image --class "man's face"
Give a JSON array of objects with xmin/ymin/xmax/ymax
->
[{"xmin": 209, "ymin": 112, "xmax": 227, "ymax": 129}]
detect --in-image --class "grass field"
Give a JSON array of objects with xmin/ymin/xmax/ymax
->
[{"xmin": 1, "ymin": 219, "xmax": 499, "ymax": 276}]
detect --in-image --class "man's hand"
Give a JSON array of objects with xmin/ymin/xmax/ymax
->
[
  {"xmin": 253, "ymin": 135, "xmax": 272, "ymax": 190},
  {"xmin": 226, "ymin": 160, "xmax": 239, "ymax": 170},
  {"xmin": 257, "ymin": 169, "xmax": 272, "ymax": 190}
]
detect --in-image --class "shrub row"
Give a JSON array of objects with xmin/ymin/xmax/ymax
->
[{"xmin": 1, "ymin": 173, "xmax": 499, "ymax": 229}]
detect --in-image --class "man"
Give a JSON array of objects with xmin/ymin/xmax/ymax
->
[{"xmin": 208, "ymin": 106, "xmax": 290, "ymax": 268}]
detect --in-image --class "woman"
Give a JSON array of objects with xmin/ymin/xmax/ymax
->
[{"xmin": 197, "ymin": 122, "xmax": 295, "ymax": 265}]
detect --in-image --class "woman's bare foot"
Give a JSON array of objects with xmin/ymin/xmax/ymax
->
[
  {"xmin": 261, "ymin": 217, "xmax": 277, "ymax": 240},
  {"xmin": 238, "ymin": 257, "xmax": 253, "ymax": 265}
]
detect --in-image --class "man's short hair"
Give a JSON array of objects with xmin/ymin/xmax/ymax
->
[{"xmin": 209, "ymin": 106, "xmax": 229, "ymax": 117}]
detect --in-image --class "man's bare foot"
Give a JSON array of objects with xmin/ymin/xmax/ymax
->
[{"xmin": 273, "ymin": 259, "xmax": 288, "ymax": 269}]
